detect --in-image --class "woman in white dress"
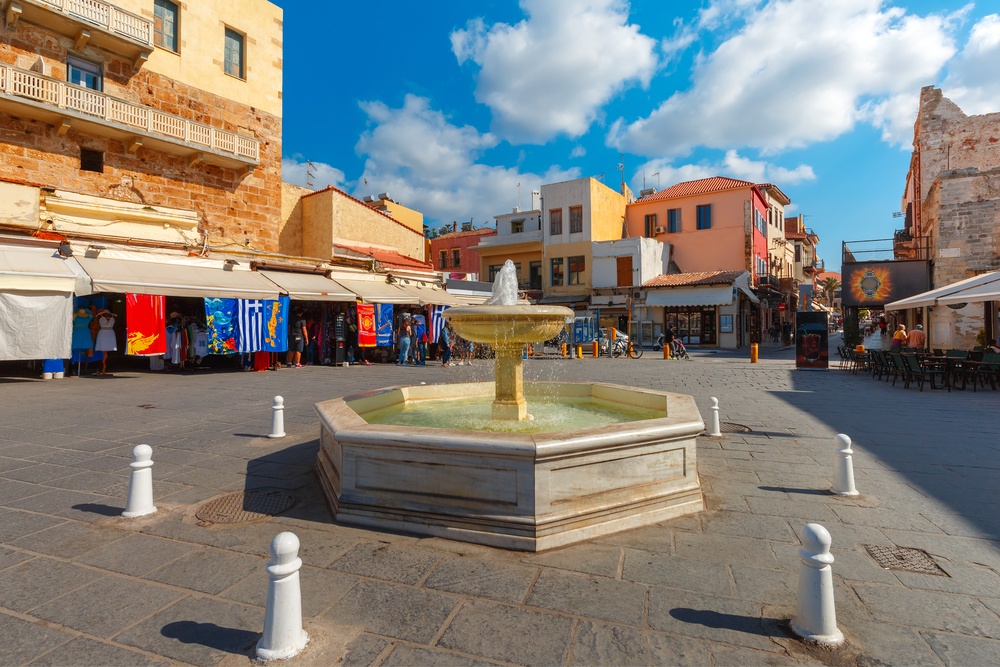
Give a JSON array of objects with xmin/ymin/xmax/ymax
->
[{"xmin": 94, "ymin": 309, "xmax": 117, "ymax": 375}]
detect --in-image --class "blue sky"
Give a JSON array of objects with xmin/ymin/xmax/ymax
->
[{"xmin": 273, "ymin": 0, "xmax": 1000, "ymax": 273}]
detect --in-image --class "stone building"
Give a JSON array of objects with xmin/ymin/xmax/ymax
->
[
  {"xmin": 0, "ymin": 0, "xmax": 283, "ymax": 252},
  {"xmin": 897, "ymin": 86, "xmax": 1000, "ymax": 347}
]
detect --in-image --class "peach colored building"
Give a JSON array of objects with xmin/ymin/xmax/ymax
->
[{"xmin": 430, "ymin": 226, "xmax": 497, "ymax": 279}]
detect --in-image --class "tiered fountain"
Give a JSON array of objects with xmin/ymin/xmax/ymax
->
[{"xmin": 315, "ymin": 261, "xmax": 704, "ymax": 551}]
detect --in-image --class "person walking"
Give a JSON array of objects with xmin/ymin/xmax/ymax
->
[
  {"xmin": 396, "ymin": 316, "xmax": 412, "ymax": 365},
  {"xmin": 439, "ymin": 324, "xmax": 453, "ymax": 367},
  {"xmin": 415, "ymin": 318, "xmax": 428, "ymax": 365},
  {"xmin": 907, "ymin": 324, "xmax": 927, "ymax": 349},
  {"xmin": 287, "ymin": 309, "xmax": 308, "ymax": 368},
  {"xmin": 663, "ymin": 325, "xmax": 676, "ymax": 359},
  {"xmin": 890, "ymin": 324, "xmax": 907, "ymax": 349}
]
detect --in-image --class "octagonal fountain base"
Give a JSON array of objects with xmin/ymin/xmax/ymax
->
[{"xmin": 315, "ymin": 382, "xmax": 705, "ymax": 551}]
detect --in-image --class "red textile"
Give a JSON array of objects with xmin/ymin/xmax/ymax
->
[
  {"xmin": 125, "ymin": 294, "xmax": 167, "ymax": 356},
  {"xmin": 357, "ymin": 303, "xmax": 376, "ymax": 347}
]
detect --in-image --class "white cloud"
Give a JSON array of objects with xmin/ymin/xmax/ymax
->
[
  {"xmin": 282, "ymin": 157, "xmax": 345, "ymax": 190},
  {"xmin": 356, "ymin": 95, "xmax": 578, "ymax": 224},
  {"xmin": 451, "ymin": 0, "xmax": 658, "ymax": 143},
  {"xmin": 610, "ymin": 0, "xmax": 958, "ymax": 157},
  {"xmin": 634, "ymin": 150, "xmax": 815, "ymax": 190},
  {"xmin": 570, "ymin": 145, "xmax": 587, "ymax": 158},
  {"xmin": 943, "ymin": 14, "xmax": 1000, "ymax": 115}
]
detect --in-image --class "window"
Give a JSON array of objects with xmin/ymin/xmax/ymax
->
[
  {"xmin": 153, "ymin": 0, "xmax": 178, "ymax": 52},
  {"xmin": 667, "ymin": 208, "xmax": 681, "ymax": 233},
  {"xmin": 549, "ymin": 208, "xmax": 562, "ymax": 235},
  {"xmin": 224, "ymin": 28, "xmax": 245, "ymax": 79},
  {"xmin": 80, "ymin": 148, "xmax": 103, "ymax": 173},
  {"xmin": 511, "ymin": 218, "xmax": 524, "ymax": 234},
  {"xmin": 696, "ymin": 204, "xmax": 712, "ymax": 230},
  {"xmin": 794, "ymin": 245, "xmax": 801, "ymax": 262},
  {"xmin": 644, "ymin": 214, "xmax": 657, "ymax": 237},
  {"xmin": 451, "ymin": 248, "xmax": 461, "ymax": 268},
  {"xmin": 550, "ymin": 257, "xmax": 564, "ymax": 286},
  {"xmin": 754, "ymin": 209, "xmax": 767, "ymax": 236},
  {"xmin": 756, "ymin": 256, "xmax": 767, "ymax": 277},
  {"xmin": 438, "ymin": 250, "xmax": 447, "ymax": 270},
  {"xmin": 66, "ymin": 55, "xmax": 101, "ymax": 91},
  {"xmin": 569, "ymin": 206, "xmax": 583, "ymax": 233},
  {"xmin": 568, "ymin": 255, "xmax": 585, "ymax": 285},
  {"xmin": 488, "ymin": 264, "xmax": 503, "ymax": 282}
]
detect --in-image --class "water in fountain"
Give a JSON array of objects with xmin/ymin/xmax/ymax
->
[{"xmin": 485, "ymin": 259, "xmax": 519, "ymax": 306}]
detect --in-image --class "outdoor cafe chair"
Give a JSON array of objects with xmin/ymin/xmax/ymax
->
[
  {"xmin": 888, "ymin": 352, "xmax": 908, "ymax": 387},
  {"xmin": 902, "ymin": 353, "xmax": 949, "ymax": 392}
]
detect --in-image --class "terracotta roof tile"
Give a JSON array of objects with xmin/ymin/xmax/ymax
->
[
  {"xmin": 433, "ymin": 228, "xmax": 497, "ymax": 240},
  {"xmin": 636, "ymin": 177, "xmax": 756, "ymax": 203},
  {"xmin": 643, "ymin": 270, "xmax": 746, "ymax": 288},
  {"xmin": 334, "ymin": 243, "xmax": 433, "ymax": 271}
]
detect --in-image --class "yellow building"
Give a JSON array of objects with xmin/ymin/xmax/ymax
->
[{"xmin": 475, "ymin": 207, "xmax": 543, "ymax": 291}]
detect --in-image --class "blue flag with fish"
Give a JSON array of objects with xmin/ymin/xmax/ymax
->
[
  {"xmin": 204, "ymin": 298, "xmax": 238, "ymax": 355},
  {"xmin": 375, "ymin": 304, "xmax": 394, "ymax": 347}
]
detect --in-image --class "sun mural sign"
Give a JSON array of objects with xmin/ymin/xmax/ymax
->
[{"xmin": 841, "ymin": 260, "xmax": 930, "ymax": 307}]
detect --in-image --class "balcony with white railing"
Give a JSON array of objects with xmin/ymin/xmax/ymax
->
[
  {"xmin": 0, "ymin": 64, "xmax": 260, "ymax": 168},
  {"xmin": 6, "ymin": 0, "xmax": 153, "ymax": 68}
]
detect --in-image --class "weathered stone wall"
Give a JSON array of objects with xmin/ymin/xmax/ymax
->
[
  {"xmin": 0, "ymin": 18, "xmax": 282, "ymax": 252},
  {"xmin": 279, "ymin": 182, "xmax": 312, "ymax": 257}
]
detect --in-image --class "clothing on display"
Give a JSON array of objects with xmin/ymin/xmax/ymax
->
[
  {"xmin": 94, "ymin": 312, "xmax": 117, "ymax": 352},
  {"xmin": 125, "ymin": 294, "xmax": 167, "ymax": 356},
  {"xmin": 72, "ymin": 309, "xmax": 94, "ymax": 350}
]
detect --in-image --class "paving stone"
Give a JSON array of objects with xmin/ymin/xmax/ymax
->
[
  {"xmin": 0, "ymin": 479, "xmax": 48, "ymax": 504},
  {"xmin": 77, "ymin": 532, "xmax": 198, "ymax": 576},
  {"xmin": 28, "ymin": 636, "xmax": 171, "ymax": 666},
  {"xmin": 437, "ymin": 599, "xmax": 574, "ymax": 667},
  {"xmin": 0, "ymin": 546, "xmax": 32, "ymax": 572},
  {"xmin": 674, "ymin": 531, "xmax": 780, "ymax": 567},
  {"xmin": 923, "ymin": 631, "xmax": 1000, "ymax": 666},
  {"xmin": 852, "ymin": 584, "xmax": 1000, "ymax": 639},
  {"xmin": 11, "ymin": 520, "xmax": 128, "ymax": 559},
  {"xmin": 830, "ymin": 505, "xmax": 944, "ymax": 533},
  {"xmin": 222, "ymin": 564, "xmax": 358, "ymax": 617},
  {"xmin": 570, "ymin": 619, "xmax": 714, "ymax": 666},
  {"xmin": 593, "ymin": 523, "xmax": 675, "ymax": 552},
  {"xmin": 700, "ymin": 510, "xmax": 799, "ymax": 542},
  {"xmin": 0, "ymin": 557, "xmax": 102, "ymax": 612},
  {"xmin": 424, "ymin": 555, "xmax": 539, "ymax": 604},
  {"xmin": 525, "ymin": 569, "xmax": 646, "ymax": 626},
  {"xmin": 622, "ymin": 550, "xmax": 731, "ymax": 596},
  {"xmin": 0, "ymin": 455, "xmax": 36, "ymax": 472},
  {"xmin": 145, "ymin": 548, "xmax": 262, "ymax": 595},
  {"xmin": 0, "ymin": 509, "xmax": 65, "ymax": 542},
  {"xmin": 521, "ymin": 542, "xmax": 622, "ymax": 578},
  {"xmin": 0, "ymin": 612, "xmax": 73, "ymax": 665},
  {"xmin": 328, "ymin": 541, "xmax": 442, "ymax": 585},
  {"xmin": 338, "ymin": 634, "xmax": 389, "ymax": 667},
  {"xmin": 844, "ymin": 621, "xmax": 944, "ymax": 666},
  {"xmin": 0, "ymin": 463, "xmax": 81, "ymax": 484},
  {"xmin": 5, "ymin": 488, "xmax": 121, "ymax": 522},
  {"xmin": 323, "ymin": 579, "xmax": 458, "ymax": 643},
  {"xmin": 646, "ymin": 588, "xmax": 781, "ymax": 651},
  {"xmin": 114, "ymin": 596, "xmax": 261, "ymax": 666},
  {"xmin": 729, "ymin": 564, "xmax": 796, "ymax": 605},
  {"xmin": 31, "ymin": 575, "xmax": 184, "ymax": 638},
  {"xmin": 708, "ymin": 645, "xmax": 818, "ymax": 665},
  {"xmin": 382, "ymin": 644, "xmax": 503, "ymax": 666}
]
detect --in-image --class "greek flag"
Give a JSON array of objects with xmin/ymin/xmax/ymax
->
[
  {"xmin": 237, "ymin": 299, "xmax": 265, "ymax": 353},
  {"xmin": 429, "ymin": 305, "xmax": 449, "ymax": 343}
]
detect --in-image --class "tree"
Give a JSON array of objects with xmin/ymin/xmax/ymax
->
[{"xmin": 820, "ymin": 277, "xmax": 841, "ymax": 309}]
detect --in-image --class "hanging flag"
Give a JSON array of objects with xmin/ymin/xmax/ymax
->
[
  {"xmin": 205, "ymin": 298, "xmax": 238, "ymax": 355},
  {"xmin": 357, "ymin": 303, "xmax": 376, "ymax": 347},
  {"xmin": 125, "ymin": 293, "xmax": 166, "ymax": 356},
  {"xmin": 376, "ymin": 303, "xmax": 394, "ymax": 347},
  {"xmin": 237, "ymin": 299, "xmax": 265, "ymax": 353},
  {"xmin": 429, "ymin": 304, "xmax": 449, "ymax": 343},
  {"xmin": 261, "ymin": 296, "xmax": 289, "ymax": 352}
]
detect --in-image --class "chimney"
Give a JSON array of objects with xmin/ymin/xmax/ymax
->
[{"xmin": 453, "ymin": 221, "xmax": 458, "ymax": 233}]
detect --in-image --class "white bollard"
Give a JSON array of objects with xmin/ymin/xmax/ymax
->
[
  {"xmin": 268, "ymin": 395, "xmax": 286, "ymax": 439},
  {"xmin": 122, "ymin": 444, "xmax": 157, "ymax": 518},
  {"xmin": 706, "ymin": 397, "xmax": 722, "ymax": 436},
  {"xmin": 257, "ymin": 532, "xmax": 309, "ymax": 661},
  {"xmin": 831, "ymin": 434, "xmax": 859, "ymax": 496},
  {"xmin": 791, "ymin": 523, "xmax": 844, "ymax": 646}
]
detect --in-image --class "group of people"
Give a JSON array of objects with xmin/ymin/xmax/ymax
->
[
  {"xmin": 393, "ymin": 316, "xmax": 475, "ymax": 367},
  {"xmin": 890, "ymin": 323, "xmax": 927, "ymax": 349}
]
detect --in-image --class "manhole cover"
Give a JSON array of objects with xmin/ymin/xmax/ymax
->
[
  {"xmin": 195, "ymin": 490, "xmax": 295, "ymax": 524},
  {"xmin": 704, "ymin": 422, "xmax": 753, "ymax": 435},
  {"xmin": 863, "ymin": 544, "xmax": 948, "ymax": 576}
]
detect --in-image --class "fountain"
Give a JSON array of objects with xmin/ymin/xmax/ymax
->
[{"xmin": 315, "ymin": 261, "xmax": 705, "ymax": 551}]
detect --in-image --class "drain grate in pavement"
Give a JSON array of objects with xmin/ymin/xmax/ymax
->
[
  {"xmin": 705, "ymin": 422, "xmax": 753, "ymax": 434},
  {"xmin": 863, "ymin": 544, "xmax": 949, "ymax": 576},
  {"xmin": 195, "ymin": 489, "xmax": 295, "ymax": 524}
]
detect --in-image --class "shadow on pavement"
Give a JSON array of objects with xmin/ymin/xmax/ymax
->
[
  {"xmin": 758, "ymin": 486, "xmax": 830, "ymax": 496},
  {"xmin": 72, "ymin": 502, "xmax": 123, "ymax": 516},
  {"xmin": 669, "ymin": 608, "xmax": 786, "ymax": 637},
  {"xmin": 161, "ymin": 620, "xmax": 258, "ymax": 654}
]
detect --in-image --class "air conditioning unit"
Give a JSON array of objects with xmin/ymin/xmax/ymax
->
[{"xmin": 654, "ymin": 226, "xmax": 666, "ymax": 234}]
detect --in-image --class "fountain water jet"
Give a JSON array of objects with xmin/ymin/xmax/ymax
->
[{"xmin": 315, "ymin": 260, "xmax": 705, "ymax": 551}]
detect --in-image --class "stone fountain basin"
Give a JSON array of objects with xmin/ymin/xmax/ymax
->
[
  {"xmin": 315, "ymin": 382, "xmax": 705, "ymax": 552},
  {"xmin": 444, "ymin": 305, "xmax": 572, "ymax": 343}
]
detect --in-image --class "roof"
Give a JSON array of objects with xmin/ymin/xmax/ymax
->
[
  {"xmin": 756, "ymin": 183, "xmax": 792, "ymax": 205},
  {"xmin": 333, "ymin": 243, "xmax": 433, "ymax": 272},
  {"xmin": 636, "ymin": 177, "xmax": 756, "ymax": 203},
  {"xmin": 643, "ymin": 270, "xmax": 746, "ymax": 288},
  {"xmin": 433, "ymin": 228, "xmax": 497, "ymax": 241}
]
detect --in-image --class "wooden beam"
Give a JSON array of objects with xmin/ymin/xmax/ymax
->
[
  {"xmin": 56, "ymin": 119, "xmax": 71, "ymax": 137},
  {"xmin": 188, "ymin": 152, "xmax": 205, "ymax": 168},
  {"xmin": 5, "ymin": 2, "xmax": 22, "ymax": 28},
  {"xmin": 74, "ymin": 29, "xmax": 90, "ymax": 51},
  {"xmin": 133, "ymin": 51, "xmax": 149, "ymax": 71},
  {"xmin": 128, "ymin": 137, "xmax": 142, "ymax": 153}
]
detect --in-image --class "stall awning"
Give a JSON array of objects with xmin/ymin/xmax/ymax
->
[
  {"xmin": 76, "ymin": 255, "xmax": 280, "ymax": 299},
  {"xmin": 257, "ymin": 270, "xmax": 354, "ymax": 301},
  {"xmin": 333, "ymin": 278, "xmax": 418, "ymax": 304},
  {"xmin": 885, "ymin": 271, "xmax": 1000, "ymax": 309},
  {"xmin": 645, "ymin": 285, "xmax": 733, "ymax": 307},
  {"xmin": 0, "ymin": 245, "xmax": 82, "ymax": 293}
]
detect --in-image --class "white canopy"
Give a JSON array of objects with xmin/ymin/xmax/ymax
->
[
  {"xmin": 257, "ymin": 270, "xmax": 354, "ymax": 301},
  {"xmin": 76, "ymin": 255, "xmax": 281, "ymax": 299},
  {"xmin": 885, "ymin": 271, "xmax": 1000, "ymax": 309},
  {"xmin": 0, "ymin": 245, "xmax": 83, "ymax": 293}
]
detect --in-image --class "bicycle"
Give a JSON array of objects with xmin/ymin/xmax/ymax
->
[{"xmin": 610, "ymin": 339, "xmax": 643, "ymax": 359}]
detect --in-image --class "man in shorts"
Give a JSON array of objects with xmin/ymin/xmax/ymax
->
[{"xmin": 287, "ymin": 309, "xmax": 308, "ymax": 368}]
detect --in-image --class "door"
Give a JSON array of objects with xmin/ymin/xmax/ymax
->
[{"xmin": 616, "ymin": 256, "xmax": 633, "ymax": 287}]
